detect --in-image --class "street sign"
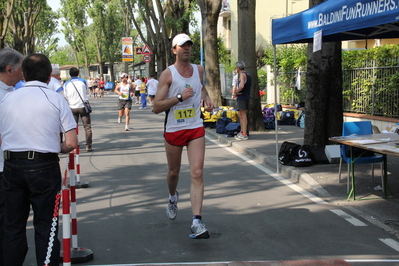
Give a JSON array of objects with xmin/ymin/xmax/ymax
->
[
  {"xmin": 143, "ymin": 55, "xmax": 151, "ymax": 63},
  {"xmin": 135, "ymin": 47, "xmax": 143, "ymax": 54},
  {"xmin": 142, "ymin": 44, "xmax": 153, "ymax": 55}
]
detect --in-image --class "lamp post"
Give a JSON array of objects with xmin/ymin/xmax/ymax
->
[{"xmin": 286, "ymin": 0, "xmax": 288, "ymax": 16}]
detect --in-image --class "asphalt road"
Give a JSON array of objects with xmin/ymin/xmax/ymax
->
[{"xmin": 22, "ymin": 93, "xmax": 399, "ymax": 266}]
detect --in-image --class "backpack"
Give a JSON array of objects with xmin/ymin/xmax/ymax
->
[
  {"xmin": 264, "ymin": 117, "xmax": 275, "ymax": 129},
  {"xmin": 262, "ymin": 107, "xmax": 274, "ymax": 120},
  {"xmin": 216, "ymin": 117, "xmax": 232, "ymax": 134},
  {"xmin": 278, "ymin": 111, "xmax": 295, "ymax": 125},
  {"xmin": 278, "ymin": 141, "xmax": 300, "ymax": 165},
  {"xmin": 295, "ymin": 112, "xmax": 305, "ymax": 128},
  {"xmin": 225, "ymin": 122, "xmax": 241, "ymax": 137}
]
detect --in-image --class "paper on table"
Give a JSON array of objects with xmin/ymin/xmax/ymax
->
[
  {"xmin": 366, "ymin": 144, "xmax": 399, "ymax": 153},
  {"xmin": 348, "ymin": 139, "xmax": 390, "ymax": 144}
]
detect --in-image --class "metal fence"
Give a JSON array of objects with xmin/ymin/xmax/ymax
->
[
  {"xmin": 220, "ymin": 61, "xmax": 399, "ymax": 118},
  {"xmin": 343, "ymin": 63, "xmax": 399, "ymax": 118},
  {"xmin": 274, "ymin": 63, "xmax": 399, "ymax": 118}
]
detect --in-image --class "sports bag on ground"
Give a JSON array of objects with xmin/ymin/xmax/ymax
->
[
  {"xmin": 278, "ymin": 141, "xmax": 300, "ymax": 165},
  {"xmin": 225, "ymin": 122, "xmax": 241, "ymax": 137},
  {"xmin": 216, "ymin": 117, "xmax": 232, "ymax": 134},
  {"xmin": 291, "ymin": 144, "xmax": 313, "ymax": 167}
]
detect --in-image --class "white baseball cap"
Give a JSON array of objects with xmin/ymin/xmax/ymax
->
[
  {"xmin": 120, "ymin": 73, "xmax": 128, "ymax": 78},
  {"xmin": 172, "ymin": 33, "xmax": 193, "ymax": 48}
]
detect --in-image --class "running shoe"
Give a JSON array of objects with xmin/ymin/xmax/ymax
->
[
  {"xmin": 189, "ymin": 220, "xmax": 210, "ymax": 239},
  {"xmin": 235, "ymin": 133, "xmax": 248, "ymax": 140},
  {"xmin": 166, "ymin": 191, "xmax": 179, "ymax": 220},
  {"xmin": 125, "ymin": 125, "xmax": 129, "ymax": 131},
  {"xmin": 118, "ymin": 117, "xmax": 121, "ymax": 123}
]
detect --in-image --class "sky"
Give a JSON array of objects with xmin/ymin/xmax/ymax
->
[
  {"xmin": 46, "ymin": 0, "xmax": 67, "ymax": 46},
  {"xmin": 46, "ymin": 0, "xmax": 201, "ymax": 47}
]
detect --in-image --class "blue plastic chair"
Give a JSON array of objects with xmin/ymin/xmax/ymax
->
[{"xmin": 338, "ymin": 121, "xmax": 385, "ymax": 197}]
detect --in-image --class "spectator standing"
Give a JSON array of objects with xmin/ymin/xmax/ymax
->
[
  {"xmin": 0, "ymin": 53, "xmax": 77, "ymax": 266},
  {"xmin": 234, "ymin": 61, "xmax": 251, "ymax": 141},
  {"xmin": 133, "ymin": 75, "xmax": 142, "ymax": 104},
  {"xmin": 114, "ymin": 73, "xmax": 134, "ymax": 131},
  {"xmin": 0, "ymin": 47, "xmax": 24, "ymax": 266},
  {"xmin": 48, "ymin": 67, "xmax": 64, "ymax": 96},
  {"xmin": 139, "ymin": 77, "xmax": 147, "ymax": 109},
  {"xmin": 64, "ymin": 67, "xmax": 93, "ymax": 152},
  {"xmin": 153, "ymin": 33, "xmax": 214, "ymax": 239},
  {"xmin": 146, "ymin": 74, "xmax": 159, "ymax": 106}
]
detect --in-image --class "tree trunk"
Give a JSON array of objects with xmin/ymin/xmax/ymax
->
[
  {"xmin": 197, "ymin": 0, "xmax": 223, "ymax": 107},
  {"xmin": 304, "ymin": 0, "xmax": 343, "ymax": 146},
  {"xmin": 237, "ymin": 0, "xmax": 264, "ymax": 131},
  {"xmin": 0, "ymin": 0, "xmax": 15, "ymax": 49}
]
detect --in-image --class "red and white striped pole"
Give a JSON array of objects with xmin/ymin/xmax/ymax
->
[
  {"xmin": 62, "ymin": 165, "xmax": 71, "ymax": 266},
  {"xmin": 68, "ymin": 153, "xmax": 78, "ymax": 249},
  {"xmin": 75, "ymin": 145, "xmax": 81, "ymax": 184},
  {"xmin": 75, "ymin": 125, "xmax": 89, "ymax": 188},
  {"xmin": 65, "ymin": 152, "xmax": 93, "ymax": 264}
]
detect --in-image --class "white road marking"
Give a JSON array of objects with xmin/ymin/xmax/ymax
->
[
  {"xmin": 206, "ymin": 136, "xmax": 327, "ymax": 205},
  {"xmin": 379, "ymin": 238, "xmax": 399, "ymax": 253},
  {"xmin": 330, "ymin": 209, "xmax": 367, "ymax": 226}
]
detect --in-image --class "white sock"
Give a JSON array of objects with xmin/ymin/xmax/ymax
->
[
  {"xmin": 192, "ymin": 219, "xmax": 201, "ymax": 225},
  {"xmin": 169, "ymin": 193, "xmax": 177, "ymax": 202}
]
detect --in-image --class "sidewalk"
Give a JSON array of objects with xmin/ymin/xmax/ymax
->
[{"xmin": 205, "ymin": 125, "xmax": 399, "ymax": 238}]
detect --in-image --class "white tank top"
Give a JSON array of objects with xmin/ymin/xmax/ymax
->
[
  {"xmin": 164, "ymin": 64, "xmax": 203, "ymax": 133},
  {"xmin": 118, "ymin": 83, "xmax": 132, "ymax": 100}
]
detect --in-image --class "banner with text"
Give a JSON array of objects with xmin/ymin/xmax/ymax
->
[{"xmin": 122, "ymin": 37, "xmax": 133, "ymax": 62}]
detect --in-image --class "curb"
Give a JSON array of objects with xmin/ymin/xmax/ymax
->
[
  {"xmin": 206, "ymin": 129, "xmax": 399, "ymax": 238},
  {"xmin": 205, "ymin": 130, "xmax": 332, "ymax": 198}
]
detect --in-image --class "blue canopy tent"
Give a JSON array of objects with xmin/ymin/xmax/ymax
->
[
  {"xmin": 271, "ymin": 0, "xmax": 399, "ymax": 172},
  {"xmin": 272, "ymin": 0, "xmax": 399, "ymax": 45}
]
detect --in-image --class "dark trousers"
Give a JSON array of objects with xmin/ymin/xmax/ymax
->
[
  {"xmin": 3, "ymin": 159, "xmax": 61, "ymax": 266},
  {"xmin": 71, "ymin": 107, "xmax": 93, "ymax": 149},
  {"xmin": 0, "ymin": 172, "xmax": 4, "ymax": 266}
]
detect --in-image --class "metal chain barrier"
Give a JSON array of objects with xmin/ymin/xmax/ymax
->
[{"xmin": 43, "ymin": 192, "xmax": 61, "ymax": 266}]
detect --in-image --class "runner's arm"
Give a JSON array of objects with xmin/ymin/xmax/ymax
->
[
  {"xmin": 153, "ymin": 69, "xmax": 179, "ymax": 114},
  {"xmin": 114, "ymin": 84, "xmax": 121, "ymax": 95}
]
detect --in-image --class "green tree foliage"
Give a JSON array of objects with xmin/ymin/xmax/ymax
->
[
  {"xmin": 60, "ymin": 0, "xmax": 90, "ymax": 66},
  {"xmin": 49, "ymin": 45, "xmax": 76, "ymax": 65},
  {"xmin": 190, "ymin": 30, "xmax": 230, "ymax": 67},
  {"xmin": 5, "ymin": 0, "xmax": 58, "ymax": 55},
  {"xmin": 88, "ymin": 0, "xmax": 124, "ymax": 80},
  {"xmin": 262, "ymin": 44, "xmax": 307, "ymax": 104},
  {"xmin": 33, "ymin": 5, "xmax": 60, "ymax": 55}
]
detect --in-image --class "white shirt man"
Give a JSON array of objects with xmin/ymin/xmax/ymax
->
[{"xmin": 48, "ymin": 68, "xmax": 64, "ymax": 96}]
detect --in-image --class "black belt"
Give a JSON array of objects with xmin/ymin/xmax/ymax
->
[{"xmin": 4, "ymin": 151, "xmax": 59, "ymax": 161}]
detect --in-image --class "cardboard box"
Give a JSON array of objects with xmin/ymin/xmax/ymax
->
[
  {"xmin": 383, "ymin": 124, "xmax": 399, "ymax": 134},
  {"xmin": 325, "ymin": 145, "xmax": 341, "ymax": 164}
]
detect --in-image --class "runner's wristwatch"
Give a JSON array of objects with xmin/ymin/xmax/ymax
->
[{"xmin": 176, "ymin": 93, "xmax": 183, "ymax": 102}]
